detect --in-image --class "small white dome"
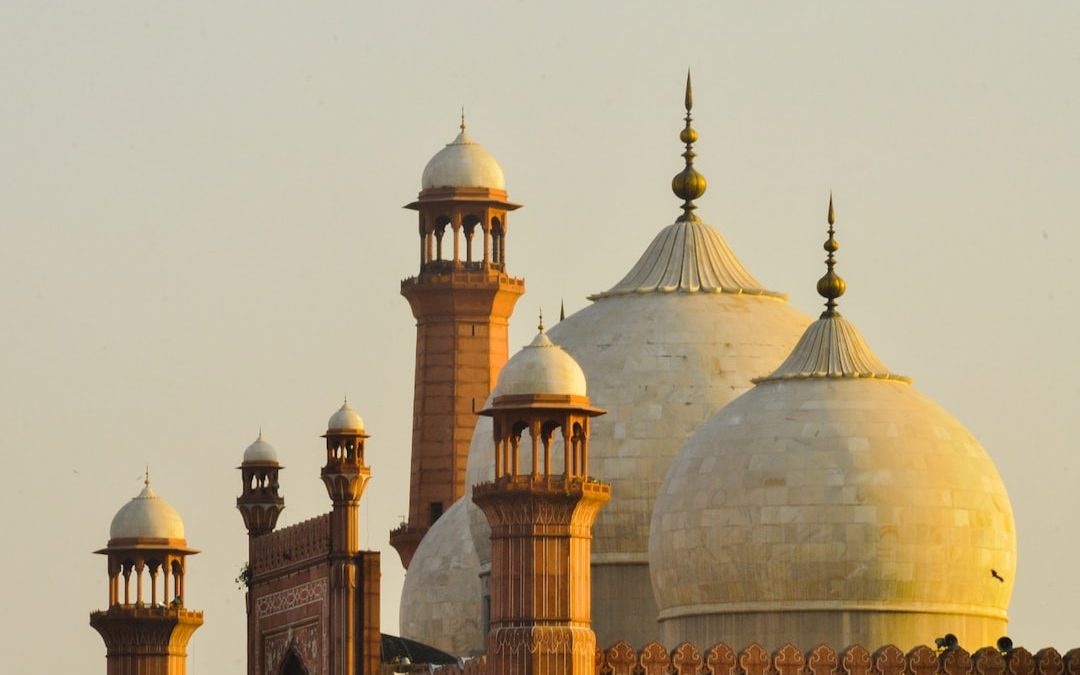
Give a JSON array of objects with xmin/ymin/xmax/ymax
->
[
  {"xmin": 494, "ymin": 331, "xmax": 587, "ymax": 398},
  {"xmin": 327, "ymin": 401, "xmax": 365, "ymax": 433},
  {"xmin": 109, "ymin": 483, "xmax": 186, "ymax": 540},
  {"xmin": 242, "ymin": 432, "xmax": 278, "ymax": 464},
  {"xmin": 421, "ymin": 130, "xmax": 505, "ymax": 191}
]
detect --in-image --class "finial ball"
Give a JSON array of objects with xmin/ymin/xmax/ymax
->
[
  {"xmin": 679, "ymin": 127, "xmax": 698, "ymax": 144},
  {"xmin": 817, "ymin": 271, "xmax": 846, "ymax": 301},
  {"xmin": 672, "ymin": 167, "xmax": 707, "ymax": 201}
]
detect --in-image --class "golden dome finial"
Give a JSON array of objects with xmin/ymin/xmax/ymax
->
[
  {"xmin": 144, "ymin": 465, "xmax": 150, "ymax": 487},
  {"xmin": 816, "ymin": 192, "xmax": 846, "ymax": 318},
  {"xmin": 460, "ymin": 107, "xmax": 466, "ymax": 133},
  {"xmin": 538, "ymin": 306, "xmax": 544, "ymax": 334},
  {"xmin": 672, "ymin": 70, "xmax": 707, "ymax": 223}
]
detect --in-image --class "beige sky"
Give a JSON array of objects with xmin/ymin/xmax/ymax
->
[{"xmin": 1, "ymin": 2, "xmax": 1078, "ymax": 672}]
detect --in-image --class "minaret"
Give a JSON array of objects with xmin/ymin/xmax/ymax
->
[
  {"xmin": 236, "ymin": 432, "xmax": 284, "ymax": 675},
  {"xmin": 472, "ymin": 322, "xmax": 610, "ymax": 675},
  {"xmin": 321, "ymin": 400, "xmax": 380, "ymax": 675},
  {"xmin": 391, "ymin": 117, "xmax": 525, "ymax": 568},
  {"xmin": 237, "ymin": 432, "xmax": 285, "ymax": 538},
  {"xmin": 90, "ymin": 475, "xmax": 203, "ymax": 675}
]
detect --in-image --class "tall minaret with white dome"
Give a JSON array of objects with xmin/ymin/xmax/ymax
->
[
  {"xmin": 90, "ymin": 475, "xmax": 203, "ymax": 675},
  {"xmin": 391, "ymin": 117, "xmax": 525, "ymax": 568}
]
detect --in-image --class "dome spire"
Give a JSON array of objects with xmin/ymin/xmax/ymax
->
[
  {"xmin": 537, "ymin": 306, "xmax": 545, "ymax": 334},
  {"xmin": 816, "ymin": 193, "xmax": 846, "ymax": 318},
  {"xmin": 460, "ymin": 106, "xmax": 466, "ymax": 133},
  {"xmin": 672, "ymin": 70, "xmax": 707, "ymax": 223}
]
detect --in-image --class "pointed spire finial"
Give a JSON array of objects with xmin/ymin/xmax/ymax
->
[
  {"xmin": 144, "ymin": 465, "xmax": 150, "ymax": 487},
  {"xmin": 559, "ymin": 298, "xmax": 565, "ymax": 322},
  {"xmin": 460, "ymin": 107, "xmax": 466, "ymax": 133},
  {"xmin": 816, "ymin": 192, "xmax": 846, "ymax": 318},
  {"xmin": 538, "ymin": 307, "xmax": 544, "ymax": 334},
  {"xmin": 672, "ymin": 70, "xmax": 707, "ymax": 222}
]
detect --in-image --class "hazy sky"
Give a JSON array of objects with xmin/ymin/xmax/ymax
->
[{"xmin": 2, "ymin": 2, "xmax": 1078, "ymax": 672}]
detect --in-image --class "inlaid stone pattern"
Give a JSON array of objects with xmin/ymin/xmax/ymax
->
[{"xmin": 256, "ymin": 578, "xmax": 327, "ymax": 619}]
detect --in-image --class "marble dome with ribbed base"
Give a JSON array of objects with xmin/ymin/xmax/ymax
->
[{"xmin": 649, "ymin": 221, "xmax": 1017, "ymax": 651}]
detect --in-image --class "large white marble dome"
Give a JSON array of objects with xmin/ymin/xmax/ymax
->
[
  {"xmin": 649, "ymin": 311, "xmax": 1016, "ymax": 651},
  {"xmin": 400, "ymin": 213, "xmax": 812, "ymax": 654}
]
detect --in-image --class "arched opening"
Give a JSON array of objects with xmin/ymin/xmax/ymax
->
[
  {"xmin": 570, "ymin": 422, "xmax": 586, "ymax": 478},
  {"xmin": 171, "ymin": 559, "xmax": 183, "ymax": 606},
  {"xmin": 540, "ymin": 420, "xmax": 560, "ymax": 477},
  {"xmin": 490, "ymin": 216, "xmax": 504, "ymax": 267},
  {"xmin": 510, "ymin": 420, "xmax": 529, "ymax": 477},
  {"xmin": 462, "ymin": 214, "xmax": 481, "ymax": 267},
  {"xmin": 434, "ymin": 216, "xmax": 449, "ymax": 262},
  {"xmin": 280, "ymin": 649, "xmax": 309, "ymax": 675}
]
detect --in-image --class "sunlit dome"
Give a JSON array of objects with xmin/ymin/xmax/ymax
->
[
  {"xmin": 398, "ymin": 499, "xmax": 484, "ymax": 656},
  {"xmin": 327, "ymin": 401, "xmax": 365, "ymax": 434},
  {"xmin": 649, "ymin": 212, "xmax": 1015, "ymax": 650},
  {"xmin": 109, "ymin": 481, "xmax": 186, "ymax": 541},
  {"xmin": 494, "ymin": 329, "xmax": 587, "ymax": 398},
  {"xmin": 421, "ymin": 128, "xmax": 506, "ymax": 191},
  {"xmin": 242, "ymin": 432, "xmax": 278, "ymax": 464}
]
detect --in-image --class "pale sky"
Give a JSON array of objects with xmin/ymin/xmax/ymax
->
[{"xmin": 2, "ymin": 2, "xmax": 1078, "ymax": 672}]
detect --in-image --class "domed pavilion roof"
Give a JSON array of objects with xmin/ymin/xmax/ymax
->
[
  {"xmin": 421, "ymin": 121, "xmax": 505, "ymax": 191},
  {"xmin": 109, "ymin": 479, "xmax": 186, "ymax": 541},
  {"xmin": 242, "ymin": 431, "xmax": 279, "ymax": 464},
  {"xmin": 493, "ymin": 325, "xmax": 587, "ymax": 398}
]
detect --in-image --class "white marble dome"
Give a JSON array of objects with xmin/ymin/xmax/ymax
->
[
  {"xmin": 450, "ymin": 217, "xmax": 811, "ymax": 647},
  {"xmin": 242, "ymin": 432, "xmax": 278, "ymax": 464},
  {"xmin": 494, "ymin": 330, "xmax": 587, "ymax": 397},
  {"xmin": 421, "ymin": 129, "xmax": 505, "ymax": 191},
  {"xmin": 109, "ymin": 482, "xmax": 186, "ymax": 541},
  {"xmin": 398, "ymin": 498, "xmax": 484, "ymax": 656},
  {"xmin": 327, "ymin": 401, "xmax": 364, "ymax": 433},
  {"xmin": 649, "ymin": 314, "xmax": 1016, "ymax": 650}
]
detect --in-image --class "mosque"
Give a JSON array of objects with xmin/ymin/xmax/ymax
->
[{"xmin": 87, "ymin": 76, "xmax": 1075, "ymax": 675}]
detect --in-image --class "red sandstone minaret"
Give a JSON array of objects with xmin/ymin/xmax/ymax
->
[
  {"xmin": 321, "ymin": 401, "xmax": 380, "ymax": 675},
  {"xmin": 236, "ymin": 432, "xmax": 285, "ymax": 673},
  {"xmin": 90, "ymin": 475, "xmax": 203, "ymax": 675},
  {"xmin": 390, "ymin": 118, "xmax": 525, "ymax": 568},
  {"xmin": 472, "ymin": 323, "xmax": 610, "ymax": 675}
]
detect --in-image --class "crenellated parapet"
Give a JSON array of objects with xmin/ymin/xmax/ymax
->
[
  {"xmin": 433, "ymin": 643, "xmax": 1080, "ymax": 675},
  {"xmin": 250, "ymin": 513, "xmax": 331, "ymax": 578}
]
